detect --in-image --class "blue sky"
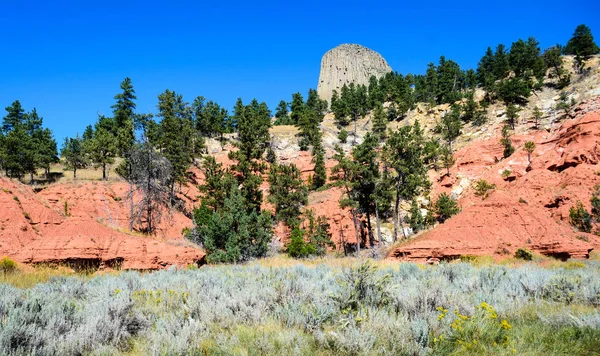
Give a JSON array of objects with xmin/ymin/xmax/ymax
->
[{"xmin": 1, "ymin": 0, "xmax": 599, "ymax": 143}]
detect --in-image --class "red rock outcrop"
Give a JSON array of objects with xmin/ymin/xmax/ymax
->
[
  {"xmin": 0, "ymin": 178, "xmax": 205, "ymax": 270},
  {"xmin": 391, "ymin": 97, "xmax": 600, "ymax": 262}
]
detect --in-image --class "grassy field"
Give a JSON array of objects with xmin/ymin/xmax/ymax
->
[{"xmin": 1, "ymin": 256, "xmax": 599, "ymax": 355}]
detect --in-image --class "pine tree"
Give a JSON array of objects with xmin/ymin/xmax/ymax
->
[
  {"xmin": 274, "ymin": 100, "xmax": 290, "ymax": 125},
  {"xmin": 543, "ymin": 46, "xmax": 570, "ymax": 88},
  {"xmin": 524, "ymin": 141, "xmax": 535, "ymax": 164},
  {"xmin": 156, "ymin": 90, "xmax": 195, "ymax": 201},
  {"xmin": 408, "ymin": 199, "xmax": 424, "ymax": 233},
  {"xmin": 297, "ymin": 89, "xmax": 326, "ymax": 151},
  {"xmin": 112, "ymin": 77, "xmax": 137, "ymax": 156},
  {"xmin": 497, "ymin": 77, "xmax": 531, "ymax": 104},
  {"xmin": 331, "ymin": 89, "xmax": 349, "ymax": 127},
  {"xmin": 564, "ymin": 24, "xmax": 600, "ymax": 57},
  {"xmin": 268, "ymin": 162, "xmax": 308, "ymax": 227},
  {"xmin": 383, "ymin": 122, "xmax": 429, "ymax": 241},
  {"xmin": 84, "ymin": 119, "xmax": 118, "ymax": 180},
  {"xmin": 352, "ymin": 133, "xmax": 380, "ymax": 246},
  {"xmin": 330, "ymin": 145, "xmax": 361, "ymax": 254},
  {"xmin": 500, "ymin": 125, "xmax": 515, "ymax": 158},
  {"xmin": 505, "ymin": 104, "xmax": 521, "ymax": 129},
  {"xmin": 371, "ymin": 102, "xmax": 387, "ymax": 140},
  {"xmin": 434, "ymin": 193, "xmax": 460, "ymax": 223},
  {"xmin": 439, "ymin": 105, "xmax": 462, "ymax": 151},
  {"xmin": 228, "ymin": 98, "xmax": 272, "ymax": 213},
  {"xmin": 439, "ymin": 145, "xmax": 455, "ymax": 176},
  {"xmin": 190, "ymin": 185, "xmax": 272, "ymax": 263},
  {"xmin": 312, "ymin": 137, "xmax": 327, "ymax": 190},
  {"xmin": 61, "ymin": 135, "xmax": 87, "ymax": 179},
  {"xmin": 290, "ymin": 92, "xmax": 305, "ymax": 125},
  {"xmin": 198, "ymin": 155, "xmax": 236, "ymax": 211}
]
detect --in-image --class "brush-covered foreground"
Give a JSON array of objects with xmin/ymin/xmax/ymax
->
[{"xmin": 1, "ymin": 259, "xmax": 600, "ymax": 355}]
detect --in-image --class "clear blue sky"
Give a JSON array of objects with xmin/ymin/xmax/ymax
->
[{"xmin": 1, "ymin": 0, "xmax": 599, "ymax": 143}]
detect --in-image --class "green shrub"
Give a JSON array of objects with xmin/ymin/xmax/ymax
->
[
  {"xmin": 0, "ymin": 257, "xmax": 18, "ymax": 273},
  {"xmin": 501, "ymin": 169, "xmax": 511, "ymax": 178},
  {"xmin": 570, "ymin": 201, "xmax": 592, "ymax": 233},
  {"xmin": 286, "ymin": 228, "xmax": 315, "ymax": 258},
  {"xmin": 514, "ymin": 248, "xmax": 533, "ymax": 261},
  {"xmin": 432, "ymin": 302, "xmax": 515, "ymax": 354},
  {"xmin": 473, "ymin": 179, "xmax": 496, "ymax": 199},
  {"xmin": 338, "ymin": 129, "xmax": 348, "ymax": 144},
  {"xmin": 434, "ymin": 193, "xmax": 460, "ymax": 223}
]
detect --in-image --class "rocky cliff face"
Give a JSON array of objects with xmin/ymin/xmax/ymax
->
[
  {"xmin": 317, "ymin": 44, "xmax": 392, "ymax": 105},
  {"xmin": 389, "ymin": 97, "xmax": 600, "ymax": 262}
]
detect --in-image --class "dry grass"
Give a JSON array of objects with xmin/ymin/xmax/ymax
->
[
  {"xmin": 0, "ymin": 264, "xmax": 79, "ymax": 288},
  {"xmin": 24, "ymin": 159, "xmax": 124, "ymax": 186},
  {"xmin": 247, "ymin": 254, "xmax": 406, "ymax": 270}
]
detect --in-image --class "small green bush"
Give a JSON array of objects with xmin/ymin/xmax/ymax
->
[
  {"xmin": 569, "ymin": 201, "xmax": 592, "ymax": 233},
  {"xmin": 338, "ymin": 129, "xmax": 348, "ymax": 144},
  {"xmin": 473, "ymin": 179, "xmax": 496, "ymax": 199},
  {"xmin": 0, "ymin": 257, "xmax": 18, "ymax": 273},
  {"xmin": 434, "ymin": 193, "xmax": 460, "ymax": 223},
  {"xmin": 514, "ymin": 248, "xmax": 533, "ymax": 261},
  {"xmin": 286, "ymin": 228, "xmax": 315, "ymax": 258}
]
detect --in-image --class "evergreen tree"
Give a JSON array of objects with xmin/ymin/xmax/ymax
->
[
  {"xmin": 408, "ymin": 199, "xmax": 424, "ymax": 233},
  {"xmin": 383, "ymin": 122, "xmax": 429, "ymax": 241},
  {"xmin": 439, "ymin": 145, "xmax": 455, "ymax": 176},
  {"xmin": 524, "ymin": 141, "xmax": 535, "ymax": 164},
  {"xmin": 508, "ymin": 37, "xmax": 545, "ymax": 83},
  {"xmin": 331, "ymin": 89, "xmax": 349, "ymax": 127},
  {"xmin": 493, "ymin": 44, "xmax": 510, "ymax": 79},
  {"xmin": 82, "ymin": 125, "xmax": 94, "ymax": 142},
  {"xmin": 497, "ymin": 77, "xmax": 531, "ymax": 104},
  {"xmin": 37, "ymin": 127, "xmax": 59, "ymax": 179},
  {"xmin": 297, "ymin": 89, "xmax": 326, "ymax": 150},
  {"xmin": 190, "ymin": 185, "xmax": 272, "ymax": 263},
  {"xmin": 438, "ymin": 105, "xmax": 463, "ymax": 151},
  {"xmin": 84, "ymin": 118, "xmax": 118, "ymax": 180},
  {"xmin": 386, "ymin": 103, "xmax": 398, "ymax": 122},
  {"xmin": 351, "ymin": 133, "xmax": 380, "ymax": 246},
  {"xmin": 505, "ymin": 104, "xmax": 521, "ymax": 129},
  {"xmin": 436, "ymin": 56, "xmax": 464, "ymax": 104},
  {"xmin": 543, "ymin": 46, "xmax": 570, "ymax": 88},
  {"xmin": 198, "ymin": 155, "xmax": 236, "ymax": 211},
  {"xmin": 434, "ymin": 193, "xmax": 460, "ymax": 223},
  {"xmin": 111, "ymin": 77, "xmax": 137, "ymax": 156},
  {"xmin": 312, "ymin": 137, "xmax": 327, "ymax": 190},
  {"xmin": 156, "ymin": 90, "xmax": 195, "ymax": 200},
  {"xmin": 461, "ymin": 91, "xmax": 478, "ymax": 122},
  {"xmin": 477, "ymin": 46, "xmax": 497, "ymax": 93},
  {"xmin": 268, "ymin": 162, "xmax": 308, "ymax": 227},
  {"xmin": 228, "ymin": 98, "xmax": 272, "ymax": 213},
  {"xmin": 274, "ymin": 100, "xmax": 291, "ymax": 125},
  {"xmin": 564, "ymin": 24, "xmax": 600, "ymax": 57},
  {"xmin": 290, "ymin": 92, "xmax": 305, "ymax": 125},
  {"xmin": 61, "ymin": 135, "xmax": 87, "ymax": 179},
  {"xmin": 330, "ymin": 145, "xmax": 361, "ymax": 254},
  {"xmin": 500, "ymin": 125, "xmax": 515, "ymax": 158},
  {"xmin": 1, "ymin": 102, "xmax": 56, "ymax": 182},
  {"xmin": 371, "ymin": 102, "xmax": 387, "ymax": 140}
]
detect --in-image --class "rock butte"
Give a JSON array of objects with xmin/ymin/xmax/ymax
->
[{"xmin": 317, "ymin": 44, "xmax": 392, "ymax": 105}]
